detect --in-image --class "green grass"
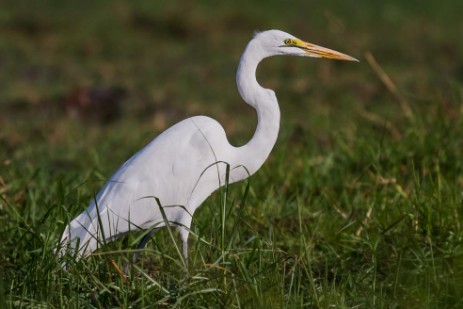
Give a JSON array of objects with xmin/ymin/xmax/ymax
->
[{"xmin": 1, "ymin": 0, "xmax": 463, "ymax": 307}]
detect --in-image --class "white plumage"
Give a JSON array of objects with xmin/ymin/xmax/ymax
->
[{"xmin": 59, "ymin": 30, "xmax": 357, "ymax": 262}]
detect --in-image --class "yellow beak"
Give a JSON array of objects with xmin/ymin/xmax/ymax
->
[{"xmin": 292, "ymin": 39, "xmax": 358, "ymax": 62}]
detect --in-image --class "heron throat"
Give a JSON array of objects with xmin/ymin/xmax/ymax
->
[{"xmin": 235, "ymin": 38, "xmax": 281, "ymax": 176}]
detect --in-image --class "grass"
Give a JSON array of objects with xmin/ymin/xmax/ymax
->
[{"xmin": 1, "ymin": 0, "xmax": 463, "ymax": 307}]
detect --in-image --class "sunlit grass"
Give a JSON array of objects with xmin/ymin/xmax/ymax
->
[{"xmin": 2, "ymin": 107, "xmax": 462, "ymax": 307}]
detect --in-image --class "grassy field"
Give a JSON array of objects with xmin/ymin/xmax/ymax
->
[{"xmin": 1, "ymin": 0, "xmax": 463, "ymax": 307}]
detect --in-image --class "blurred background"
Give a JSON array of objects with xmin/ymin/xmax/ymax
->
[
  {"xmin": 1, "ymin": 1, "xmax": 463, "ymax": 306},
  {"xmin": 1, "ymin": 0, "xmax": 462, "ymax": 170}
]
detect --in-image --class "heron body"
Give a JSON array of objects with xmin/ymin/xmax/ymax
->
[{"xmin": 59, "ymin": 30, "xmax": 357, "ymax": 261}]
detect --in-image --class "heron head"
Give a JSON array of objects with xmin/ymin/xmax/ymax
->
[{"xmin": 254, "ymin": 30, "xmax": 358, "ymax": 61}]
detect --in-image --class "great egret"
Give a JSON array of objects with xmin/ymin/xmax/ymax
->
[{"xmin": 58, "ymin": 30, "xmax": 357, "ymax": 263}]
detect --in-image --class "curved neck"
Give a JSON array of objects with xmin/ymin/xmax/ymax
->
[{"xmin": 235, "ymin": 40, "xmax": 281, "ymax": 176}]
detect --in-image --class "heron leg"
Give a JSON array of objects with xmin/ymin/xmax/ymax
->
[
  {"xmin": 133, "ymin": 229, "xmax": 157, "ymax": 262},
  {"xmin": 178, "ymin": 226, "xmax": 190, "ymax": 267}
]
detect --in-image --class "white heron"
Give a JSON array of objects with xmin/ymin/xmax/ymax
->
[{"xmin": 58, "ymin": 30, "xmax": 357, "ymax": 264}]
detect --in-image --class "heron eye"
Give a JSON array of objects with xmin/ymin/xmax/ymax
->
[{"xmin": 284, "ymin": 39, "xmax": 292, "ymax": 45}]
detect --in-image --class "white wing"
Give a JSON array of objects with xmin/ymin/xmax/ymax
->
[{"xmin": 61, "ymin": 115, "xmax": 243, "ymax": 256}]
